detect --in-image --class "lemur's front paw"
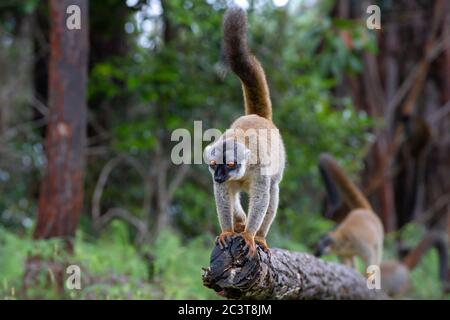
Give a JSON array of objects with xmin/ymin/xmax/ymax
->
[
  {"xmin": 255, "ymin": 236, "xmax": 271, "ymax": 256},
  {"xmin": 241, "ymin": 231, "xmax": 257, "ymax": 257},
  {"xmin": 216, "ymin": 231, "xmax": 237, "ymax": 249}
]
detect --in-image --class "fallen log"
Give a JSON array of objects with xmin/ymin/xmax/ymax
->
[{"xmin": 202, "ymin": 236, "xmax": 388, "ymax": 300}]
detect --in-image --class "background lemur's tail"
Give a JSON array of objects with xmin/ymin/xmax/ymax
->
[
  {"xmin": 319, "ymin": 164, "xmax": 342, "ymax": 218},
  {"xmin": 314, "ymin": 235, "xmax": 334, "ymax": 257},
  {"xmin": 222, "ymin": 8, "xmax": 272, "ymax": 120},
  {"xmin": 319, "ymin": 153, "xmax": 373, "ymax": 211}
]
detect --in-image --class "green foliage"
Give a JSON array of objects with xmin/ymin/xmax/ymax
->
[
  {"xmin": 152, "ymin": 230, "xmax": 217, "ymax": 299},
  {"xmin": 0, "ymin": 226, "xmax": 68, "ymax": 299},
  {"xmin": 0, "ymin": 223, "xmax": 216, "ymax": 299},
  {"xmin": 112, "ymin": 120, "xmax": 157, "ymax": 154},
  {"xmin": 173, "ymin": 182, "xmax": 216, "ymax": 237},
  {"xmin": 2, "ymin": 222, "xmax": 448, "ymax": 299},
  {"xmin": 0, "ymin": 226, "xmax": 32, "ymax": 286}
]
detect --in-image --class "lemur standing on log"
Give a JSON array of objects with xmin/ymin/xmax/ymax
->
[
  {"xmin": 315, "ymin": 153, "xmax": 384, "ymax": 268},
  {"xmin": 204, "ymin": 8, "xmax": 285, "ymax": 257}
]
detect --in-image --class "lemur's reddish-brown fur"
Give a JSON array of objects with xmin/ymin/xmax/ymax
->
[
  {"xmin": 222, "ymin": 8, "xmax": 272, "ymax": 120},
  {"xmin": 319, "ymin": 154, "xmax": 372, "ymax": 211}
]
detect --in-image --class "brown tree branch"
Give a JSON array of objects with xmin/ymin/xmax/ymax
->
[
  {"xmin": 415, "ymin": 193, "xmax": 450, "ymax": 225},
  {"xmin": 97, "ymin": 207, "xmax": 147, "ymax": 243},
  {"xmin": 91, "ymin": 154, "xmax": 150, "ymax": 243},
  {"xmin": 202, "ymin": 236, "xmax": 388, "ymax": 300},
  {"xmin": 428, "ymin": 99, "xmax": 450, "ymax": 124},
  {"xmin": 92, "ymin": 155, "xmax": 126, "ymax": 225},
  {"xmin": 30, "ymin": 93, "xmax": 49, "ymax": 116}
]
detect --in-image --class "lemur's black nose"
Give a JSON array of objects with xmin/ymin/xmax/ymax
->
[
  {"xmin": 214, "ymin": 176, "xmax": 227, "ymax": 183},
  {"xmin": 214, "ymin": 165, "xmax": 228, "ymax": 183}
]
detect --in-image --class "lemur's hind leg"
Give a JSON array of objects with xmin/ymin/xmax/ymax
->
[
  {"xmin": 364, "ymin": 246, "xmax": 379, "ymax": 268},
  {"xmin": 355, "ymin": 240, "xmax": 378, "ymax": 269},
  {"xmin": 376, "ymin": 237, "xmax": 383, "ymax": 266},
  {"xmin": 255, "ymin": 181, "xmax": 279, "ymax": 253},
  {"xmin": 233, "ymin": 192, "xmax": 246, "ymax": 233}
]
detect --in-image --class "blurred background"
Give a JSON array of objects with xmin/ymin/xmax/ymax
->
[{"xmin": 0, "ymin": 0, "xmax": 449, "ymax": 299}]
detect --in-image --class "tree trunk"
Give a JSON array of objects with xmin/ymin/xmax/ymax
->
[
  {"xmin": 34, "ymin": 0, "xmax": 88, "ymax": 248},
  {"xmin": 202, "ymin": 236, "xmax": 388, "ymax": 300}
]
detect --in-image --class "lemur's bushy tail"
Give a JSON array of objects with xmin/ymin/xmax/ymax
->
[
  {"xmin": 222, "ymin": 8, "xmax": 272, "ymax": 120},
  {"xmin": 319, "ymin": 153, "xmax": 373, "ymax": 211}
]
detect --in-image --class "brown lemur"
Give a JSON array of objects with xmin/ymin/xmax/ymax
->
[
  {"xmin": 315, "ymin": 153, "xmax": 384, "ymax": 269},
  {"xmin": 203, "ymin": 8, "xmax": 285, "ymax": 257}
]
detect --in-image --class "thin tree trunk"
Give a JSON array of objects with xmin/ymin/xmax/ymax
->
[
  {"xmin": 34, "ymin": 0, "xmax": 89, "ymax": 248},
  {"xmin": 203, "ymin": 236, "xmax": 388, "ymax": 300}
]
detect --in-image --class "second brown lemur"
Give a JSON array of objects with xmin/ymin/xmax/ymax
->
[{"xmin": 315, "ymin": 153, "xmax": 384, "ymax": 269}]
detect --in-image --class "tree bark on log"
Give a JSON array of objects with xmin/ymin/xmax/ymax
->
[{"xmin": 202, "ymin": 236, "xmax": 388, "ymax": 300}]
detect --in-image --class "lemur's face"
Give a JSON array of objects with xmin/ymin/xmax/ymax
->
[{"xmin": 204, "ymin": 139, "xmax": 250, "ymax": 183}]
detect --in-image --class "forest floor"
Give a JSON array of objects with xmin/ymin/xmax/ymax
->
[{"xmin": 0, "ymin": 222, "xmax": 448, "ymax": 300}]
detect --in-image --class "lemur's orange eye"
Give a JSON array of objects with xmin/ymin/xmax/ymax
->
[
  {"xmin": 209, "ymin": 160, "xmax": 216, "ymax": 166},
  {"xmin": 227, "ymin": 162, "xmax": 237, "ymax": 169}
]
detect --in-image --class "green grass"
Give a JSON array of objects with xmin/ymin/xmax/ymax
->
[
  {"xmin": 0, "ymin": 222, "xmax": 217, "ymax": 299},
  {"xmin": 0, "ymin": 221, "xmax": 448, "ymax": 299}
]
